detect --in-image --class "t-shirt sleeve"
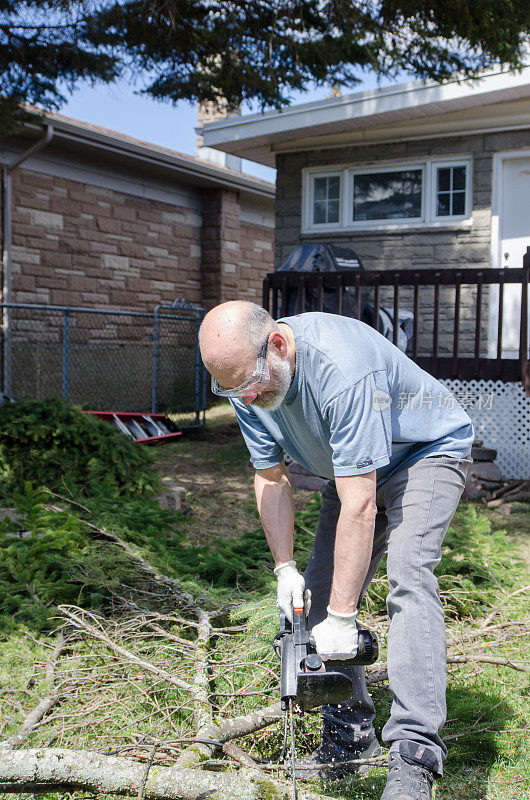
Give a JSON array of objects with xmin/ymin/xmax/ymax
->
[
  {"xmin": 230, "ymin": 399, "xmax": 284, "ymax": 470},
  {"xmin": 325, "ymin": 371, "xmax": 392, "ymax": 476}
]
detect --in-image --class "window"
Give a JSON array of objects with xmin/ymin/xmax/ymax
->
[
  {"xmin": 434, "ymin": 164, "xmax": 467, "ymax": 217},
  {"xmin": 311, "ymin": 174, "xmax": 341, "ymax": 225},
  {"xmin": 353, "ymin": 168, "xmax": 423, "ymax": 222},
  {"xmin": 303, "ymin": 157, "xmax": 472, "ymax": 232}
]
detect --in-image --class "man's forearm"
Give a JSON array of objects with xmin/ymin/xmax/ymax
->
[
  {"xmin": 328, "ymin": 505, "xmax": 375, "ymax": 614},
  {"xmin": 254, "ymin": 464, "xmax": 295, "ymax": 565}
]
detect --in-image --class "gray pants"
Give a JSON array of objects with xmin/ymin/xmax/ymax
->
[{"xmin": 304, "ymin": 455, "xmax": 471, "ymax": 775}]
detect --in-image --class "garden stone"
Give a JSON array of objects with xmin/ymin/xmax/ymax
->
[{"xmin": 154, "ymin": 485, "xmax": 186, "ymax": 511}]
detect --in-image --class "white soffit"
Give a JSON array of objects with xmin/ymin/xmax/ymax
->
[{"xmin": 203, "ymin": 67, "xmax": 530, "ymax": 166}]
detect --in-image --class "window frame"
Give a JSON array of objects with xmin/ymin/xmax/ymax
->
[
  {"xmin": 430, "ymin": 159, "xmax": 472, "ymax": 222},
  {"xmin": 306, "ymin": 170, "xmax": 344, "ymax": 230},
  {"xmin": 302, "ymin": 156, "xmax": 473, "ymax": 233},
  {"xmin": 348, "ymin": 162, "xmax": 426, "ymax": 228}
]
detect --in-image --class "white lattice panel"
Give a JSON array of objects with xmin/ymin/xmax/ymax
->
[{"xmin": 440, "ymin": 380, "xmax": 530, "ymax": 480}]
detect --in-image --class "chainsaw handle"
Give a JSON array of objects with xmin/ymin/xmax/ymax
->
[{"xmin": 308, "ymin": 629, "xmax": 378, "ymax": 666}]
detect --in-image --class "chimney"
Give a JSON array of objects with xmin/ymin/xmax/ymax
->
[{"xmin": 196, "ymin": 99, "xmax": 242, "ymax": 172}]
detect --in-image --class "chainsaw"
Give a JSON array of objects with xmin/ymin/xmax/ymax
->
[{"xmin": 273, "ymin": 607, "xmax": 379, "ymax": 799}]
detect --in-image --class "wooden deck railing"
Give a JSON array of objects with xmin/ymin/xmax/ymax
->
[{"xmin": 263, "ymin": 248, "xmax": 530, "ymax": 392}]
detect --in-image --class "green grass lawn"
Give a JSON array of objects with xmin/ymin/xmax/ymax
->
[{"xmin": 0, "ymin": 403, "xmax": 528, "ymax": 800}]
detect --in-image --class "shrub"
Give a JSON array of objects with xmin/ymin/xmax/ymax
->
[{"xmin": 0, "ymin": 398, "xmax": 157, "ymax": 502}]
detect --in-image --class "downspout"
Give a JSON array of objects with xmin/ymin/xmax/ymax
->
[{"xmin": 2, "ymin": 124, "xmax": 54, "ymax": 394}]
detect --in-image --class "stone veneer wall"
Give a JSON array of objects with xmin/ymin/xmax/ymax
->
[
  {"xmin": 239, "ymin": 222, "xmax": 274, "ymax": 304},
  {"xmin": 201, "ymin": 188, "xmax": 275, "ymax": 310},
  {"xmin": 275, "ymin": 129, "xmax": 530, "ymax": 269},
  {"xmin": 274, "ymin": 129, "xmax": 530, "ymax": 357},
  {"xmin": 9, "ymin": 169, "xmax": 203, "ymax": 310},
  {"xmin": 0, "ymin": 163, "xmax": 274, "ymax": 407},
  {"xmin": 6, "ymin": 168, "xmax": 274, "ymax": 312}
]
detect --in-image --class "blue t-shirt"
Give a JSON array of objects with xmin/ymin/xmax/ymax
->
[{"xmin": 231, "ymin": 313, "xmax": 474, "ymax": 482}]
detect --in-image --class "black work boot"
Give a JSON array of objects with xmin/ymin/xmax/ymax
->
[
  {"xmin": 295, "ymin": 735, "xmax": 381, "ymax": 781},
  {"xmin": 381, "ymin": 752, "xmax": 436, "ymax": 800}
]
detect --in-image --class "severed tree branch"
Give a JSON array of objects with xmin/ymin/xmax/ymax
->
[
  {"xmin": 58, "ymin": 606, "xmax": 194, "ymax": 694},
  {"xmin": 0, "ymin": 633, "xmax": 68, "ymax": 751},
  {"xmin": 0, "ymin": 747, "xmax": 290, "ymax": 799},
  {"xmin": 477, "ymin": 585, "xmax": 530, "ymax": 632},
  {"xmin": 222, "ymin": 741, "xmax": 266, "ymax": 772},
  {"xmin": 0, "ymin": 748, "xmax": 339, "ymax": 800},
  {"xmin": 447, "ymin": 654, "xmax": 527, "ymax": 672},
  {"xmin": 45, "ymin": 495, "xmax": 198, "ymax": 610},
  {"xmin": 176, "ymin": 609, "xmax": 217, "ymax": 768},
  {"xmin": 0, "ymin": 688, "xmax": 65, "ymax": 751},
  {"xmin": 192, "ymin": 610, "xmax": 215, "ymax": 732},
  {"xmin": 362, "ymin": 651, "xmax": 527, "ymax": 687}
]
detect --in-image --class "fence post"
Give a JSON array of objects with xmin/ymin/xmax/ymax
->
[
  {"xmin": 2, "ymin": 301, "xmax": 12, "ymax": 397},
  {"xmin": 152, "ymin": 306, "xmax": 160, "ymax": 414},
  {"xmin": 195, "ymin": 308, "xmax": 203, "ymax": 426},
  {"xmin": 62, "ymin": 308, "xmax": 70, "ymax": 401},
  {"xmin": 521, "ymin": 247, "xmax": 529, "ymax": 396}
]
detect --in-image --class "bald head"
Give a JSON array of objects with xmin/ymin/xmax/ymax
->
[{"xmin": 199, "ymin": 300, "xmax": 279, "ymax": 378}]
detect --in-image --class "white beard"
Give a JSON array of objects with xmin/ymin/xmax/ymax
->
[{"xmin": 252, "ymin": 350, "xmax": 292, "ymax": 411}]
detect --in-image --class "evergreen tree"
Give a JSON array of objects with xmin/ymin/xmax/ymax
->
[{"xmin": 1, "ymin": 0, "xmax": 529, "ymax": 135}]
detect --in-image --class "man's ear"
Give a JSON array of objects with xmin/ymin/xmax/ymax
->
[{"xmin": 269, "ymin": 331, "xmax": 287, "ymax": 356}]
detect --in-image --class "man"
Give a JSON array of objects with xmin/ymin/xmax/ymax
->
[{"xmin": 199, "ymin": 300, "xmax": 473, "ymax": 800}]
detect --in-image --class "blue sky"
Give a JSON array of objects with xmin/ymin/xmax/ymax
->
[{"xmin": 60, "ymin": 73, "xmax": 387, "ymax": 183}]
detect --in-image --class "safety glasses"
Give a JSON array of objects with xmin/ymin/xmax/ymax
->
[{"xmin": 211, "ymin": 339, "xmax": 270, "ymax": 398}]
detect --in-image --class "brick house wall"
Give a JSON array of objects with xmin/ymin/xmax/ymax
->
[
  {"xmin": 201, "ymin": 189, "xmax": 274, "ymax": 309},
  {"xmin": 10, "ymin": 169, "xmax": 203, "ymax": 310},
  {"xmin": 8, "ymin": 168, "xmax": 274, "ymax": 312},
  {"xmin": 239, "ymin": 222, "xmax": 274, "ymax": 303},
  {"xmin": 0, "ymin": 121, "xmax": 275, "ymax": 407}
]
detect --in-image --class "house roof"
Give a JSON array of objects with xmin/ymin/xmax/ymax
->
[
  {"xmin": 203, "ymin": 67, "xmax": 530, "ymax": 167},
  {"xmin": 12, "ymin": 107, "xmax": 275, "ymax": 200}
]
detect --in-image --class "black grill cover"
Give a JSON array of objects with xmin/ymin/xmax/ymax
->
[
  {"xmin": 276, "ymin": 243, "xmax": 363, "ymax": 316},
  {"xmin": 278, "ymin": 243, "xmax": 363, "ymax": 274},
  {"xmin": 275, "ymin": 243, "xmax": 413, "ymax": 352}
]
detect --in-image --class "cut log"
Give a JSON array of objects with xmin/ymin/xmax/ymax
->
[
  {"xmin": 464, "ymin": 462, "xmax": 502, "ymax": 499},
  {"xmin": 0, "ymin": 748, "xmax": 290, "ymax": 799}
]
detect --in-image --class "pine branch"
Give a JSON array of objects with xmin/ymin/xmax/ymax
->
[
  {"xmin": 45, "ymin": 498, "xmax": 198, "ymax": 611},
  {"xmin": 0, "ymin": 748, "xmax": 336, "ymax": 800},
  {"xmin": 0, "ymin": 747, "xmax": 291, "ymax": 799},
  {"xmin": 477, "ymin": 585, "xmax": 530, "ymax": 631},
  {"xmin": 176, "ymin": 609, "xmax": 216, "ymax": 768},
  {"xmin": 447, "ymin": 654, "xmax": 527, "ymax": 672}
]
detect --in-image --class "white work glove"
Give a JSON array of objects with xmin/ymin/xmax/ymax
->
[
  {"xmin": 274, "ymin": 560, "xmax": 311, "ymax": 622},
  {"xmin": 311, "ymin": 606, "xmax": 359, "ymax": 661}
]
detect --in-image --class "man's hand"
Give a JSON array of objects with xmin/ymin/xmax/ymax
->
[
  {"xmin": 311, "ymin": 606, "xmax": 359, "ymax": 660},
  {"xmin": 274, "ymin": 560, "xmax": 310, "ymax": 622}
]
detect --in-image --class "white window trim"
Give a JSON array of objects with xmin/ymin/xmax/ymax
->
[
  {"xmin": 305, "ymin": 170, "xmax": 344, "ymax": 229},
  {"xmin": 302, "ymin": 156, "xmax": 473, "ymax": 234},
  {"xmin": 430, "ymin": 160, "xmax": 472, "ymax": 222}
]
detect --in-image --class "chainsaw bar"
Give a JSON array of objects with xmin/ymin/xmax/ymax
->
[
  {"xmin": 274, "ymin": 607, "xmax": 379, "ymax": 797},
  {"xmin": 288, "ymin": 698, "xmax": 298, "ymax": 800}
]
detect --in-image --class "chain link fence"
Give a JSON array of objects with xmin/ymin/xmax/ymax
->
[{"xmin": 0, "ymin": 301, "xmax": 206, "ymax": 427}]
